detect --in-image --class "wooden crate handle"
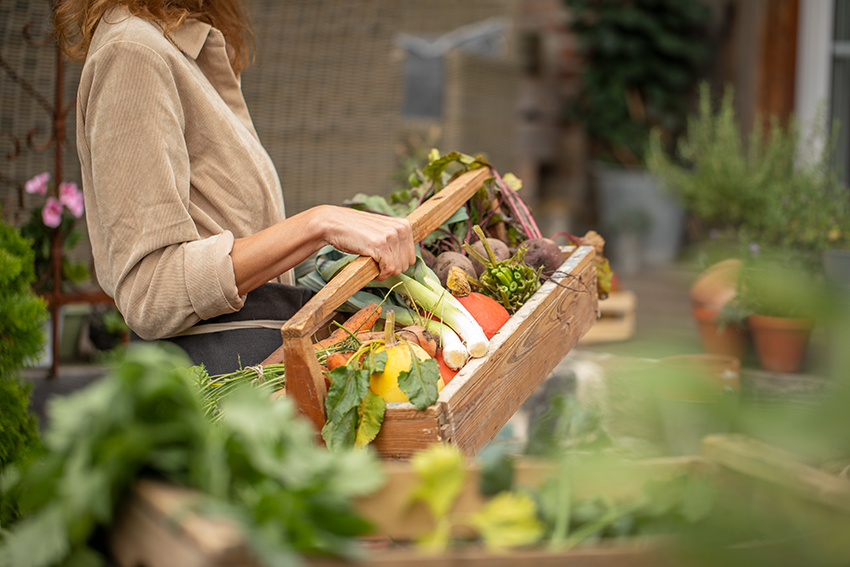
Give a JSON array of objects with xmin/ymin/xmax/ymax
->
[{"xmin": 278, "ymin": 167, "xmax": 493, "ymax": 432}]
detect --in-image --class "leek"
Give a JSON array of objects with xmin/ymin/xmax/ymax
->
[{"xmin": 299, "ymin": 268, "xmax": 470, "ymax": 368}]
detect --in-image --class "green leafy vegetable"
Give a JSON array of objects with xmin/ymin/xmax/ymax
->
[
  {"xmin": 396, "ymin": 355, "xmax": 440, "ymax": 411},
  {"xmin": 355, "ymin": 392, "xmax": 386, "ymax": 449},
  {"xmin": 0, "ymin": 344, "xmax": 384, "ymax": 567}
]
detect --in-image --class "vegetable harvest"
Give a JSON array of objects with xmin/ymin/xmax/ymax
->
[{"xmin": 193, "ymin": 148, "xmax": 612, "ymax": 451}]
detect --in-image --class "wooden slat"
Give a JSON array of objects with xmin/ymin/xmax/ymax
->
[
  {"xmin": 701, "ymin": 434, "xmax": 850, "ymax": 513},
  {"xmin": 579, "ymin": 290, "xmax": 636, "ymax": 344},
  {"xmin": 282, "ymin": 335, "xmax": 329, "ymax": 432},
  {"xmin": 111, "ymin": 480, "xmax": 255, "ymax": 567},
  {"xmin": 307, "ymin": 543, "xmax": 667, "ymax": 567},
  {"xmin": 440, "ymin": 246, "xmax": 597, "ymax": 456},
  {"xmin": 371, "ymin": 406, "xmax": 444, "ymax": 460}
]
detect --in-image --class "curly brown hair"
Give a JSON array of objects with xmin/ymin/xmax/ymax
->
[{"xmin": 53, "ymin": 0, "xmax": 254, "ymax": 73}]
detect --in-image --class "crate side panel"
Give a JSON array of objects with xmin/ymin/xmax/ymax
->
[
  {"xmin": 373, "ymin": 406, "xmax": 444, "ymax": 460},
  {"xmin": 445, "ymin": 256, "xmax": 598, "ymax": 455}
]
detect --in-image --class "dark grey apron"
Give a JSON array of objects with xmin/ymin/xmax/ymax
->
[{"xmin": 132, "ymin": 283, "xmax": 313, "ymax": 376}]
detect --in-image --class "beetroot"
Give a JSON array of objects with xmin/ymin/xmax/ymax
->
[{"xmin": 522, "ymin": 237, "xmax": 564, "ymax": 278}]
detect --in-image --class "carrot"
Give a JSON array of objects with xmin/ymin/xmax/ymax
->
[
  {"xmin": 313, "ymin": 303, "xmax": 382, "ymax": 350},
  {"xmin": 354, "ymin": 331, "xmax": 384, "ymax": 343},
  {"xmin": 326, "ymin": 351, "xmax": 356, "ymax": 371}
]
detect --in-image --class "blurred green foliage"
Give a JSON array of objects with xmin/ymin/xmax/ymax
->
[
  {"xmin": 564, "ymin": 0, "xmax": 711, "ymax": 166},
  {"xmin": 0, "ymin": 344, "xmax": 384, "ymax": 567}
]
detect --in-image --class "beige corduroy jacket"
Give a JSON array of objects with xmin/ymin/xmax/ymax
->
[{"xmin": 76, "ymin": 6, "xmax": 293, "ymax": 341}]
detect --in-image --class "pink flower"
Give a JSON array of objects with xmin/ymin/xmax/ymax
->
[
  {"xmin": 42, "ymin": 197, "xmax": 64, "ymax": 228},
  {"xmin": 59, "ymin": 181, "xmax": 84, "ymax": 218},
  {"xmin": 25, "ymin": 172, "xmax": 50, "ymax": 196}
]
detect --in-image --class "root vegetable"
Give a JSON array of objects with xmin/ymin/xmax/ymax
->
[
  {"xmin": 314, "ymin": 303, "xmax": 382, "ymax": 350},
  {"xmin": 420, "ymin": 247, "xmax": 436, "ymax": 269},
  {"xmin": 522, "ymin": 238, "xmax": 564, "ymax": 278},
  {"xmin": 436, "ymin": 350, "xmax": 460, "ymax": 385},
  {"xmin": 432, "ymin": 251, "xmax": 476, "ymax": 287}
]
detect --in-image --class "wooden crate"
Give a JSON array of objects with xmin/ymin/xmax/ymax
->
[
  {"xmin": 111, "ymin": 456, "xmax": 699, "ymax": 567},
  {"xmin": 272, "ymin": 168, "xmax": 599, "ymax": 459}
]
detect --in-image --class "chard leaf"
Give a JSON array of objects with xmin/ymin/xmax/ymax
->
[
  {"xmin": 397, "ymin": 353, "xmax": 440, "ymax": 411},
  {"xmin": 362, "ymin": 349, "xmax": 387, "ymax": 375},
  {"xmin": 322, "ymin": 406, "xmax": 359, "ymax": 452},
  {"xmin": 324, "ymin": 367, "xmax": 370, "ymax": 423},
  {"xmin": 354, "ymin": 392, "xmax": 386, "ymax": 449}
]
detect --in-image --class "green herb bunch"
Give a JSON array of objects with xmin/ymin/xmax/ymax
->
[
  {"xmin": 0, "ymin": 344, "xmax": 384, "ymax": 567},
  {"xmin": 463, "ymin": 225, "xmax": 542, "ymax": 314}
]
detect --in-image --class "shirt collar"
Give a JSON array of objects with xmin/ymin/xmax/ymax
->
[{"xmin": 167, "ymin": 17, "xmax": 212, "ymax": 60}]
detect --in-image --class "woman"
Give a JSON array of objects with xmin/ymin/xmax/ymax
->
[{"xmin": 54, "ymin": 0, "xmax": 416, "ymax": 374}]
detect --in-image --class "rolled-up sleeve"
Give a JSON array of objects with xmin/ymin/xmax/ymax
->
[{"xmin": 79, "ymin": 40, "xmax": 243, "ymax": 340}]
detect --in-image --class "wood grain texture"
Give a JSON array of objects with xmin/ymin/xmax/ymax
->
[
  {"xmin": 307, "ymin": 544, "xmax": 669, "ymax": 567},
  {"xmin": 371, "ymin": 406, "xmax": 444, "ymax": 460},
  {"xmin": 111, "ymin": 480, "xmax": 255, "ymax": 567},
  {"xmin": 440, "ymin": 246, "xmax": 597, "ymax": 456},
  {"xmin": 282, "ymin": 335, "xmax": 329, "ymax": 431},
  {"xmin": 370, "ymin": 246, "xmax": 598, "ymax": 459}
]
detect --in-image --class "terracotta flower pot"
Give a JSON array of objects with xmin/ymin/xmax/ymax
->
[
  {"xmin": 747, "ymin": 314, "xmax": 813, "ymax": 374},
  {"xmin": 691, "ymin": 302, "xmax": 748, "ymax": 360}
]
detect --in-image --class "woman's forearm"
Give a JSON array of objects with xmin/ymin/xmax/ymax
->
[{"xmin": 230, "ymin": 205, "xmax": 416, "ymax": 296}]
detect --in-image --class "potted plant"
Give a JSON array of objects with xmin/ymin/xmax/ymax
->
[
  {"xmin": 564, "ymin": 0, "xmax": 711, "ymax": 269},
  {"xmin": 649, "ymin": 84, "xmax": 850, "ymax": 367},
  {"xmin": 729, "ymin": 256, "xmax": 822, "ymax": 374}
]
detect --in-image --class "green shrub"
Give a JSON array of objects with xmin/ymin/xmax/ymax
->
[
  {"xmin": 647, "ymin": 83, "xmax": 850, "ymax": 258},
  {"xmin": 0, "ymin": 220, "xmax": 47, "ymax": 530},
  {"xmin": 564, "ymin": 0, "xmax": 711, "ymax": 165}
]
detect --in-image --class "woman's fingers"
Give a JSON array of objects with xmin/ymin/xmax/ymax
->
[{"xmin": 326, "ymin": 207, "xmax": 416, "ymax": 280}]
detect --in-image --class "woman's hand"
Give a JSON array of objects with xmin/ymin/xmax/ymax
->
[
  {"xmin": 321, "ymin": 207, "xmax": 416, "ymax": 281},
  {"xmin": 230, "ymin": 205, "xmax": 416, "ymax": 295}
]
